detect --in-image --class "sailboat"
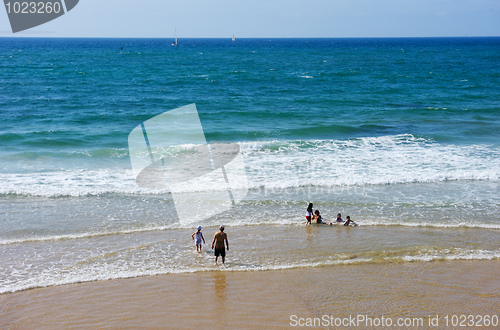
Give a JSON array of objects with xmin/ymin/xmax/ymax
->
[
  {"xmin": 171, "ymin": 29, "xmax": 178, "ymax": 46},
  {"xmin": 232, "ymin": 34, "xmax": 235, "ymax": 42}
]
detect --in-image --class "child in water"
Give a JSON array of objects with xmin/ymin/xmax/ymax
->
[
  {"xmin": 313, "ymin": 210, "xmax": 330, "ymax": 225},
  {"xmin": 343, "ymin": 216, "xmax": 357, "ymax": 226},
  {"xmin": 191, "ymin": 226, "xmax": 205, "ymax": 252},
  {"xmin": 306, "ymin": 203, "xmax": 313, "ymax": 225}
]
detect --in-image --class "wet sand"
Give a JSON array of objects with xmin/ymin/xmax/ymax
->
[{"xmin": 1, "ymin": 260, "xmax": 499, "ymax": 329}]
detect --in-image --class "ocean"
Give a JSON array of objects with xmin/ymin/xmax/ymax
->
[{"xmin": 1, "ymin": 37, "xmax": 499, "ymax": 294}]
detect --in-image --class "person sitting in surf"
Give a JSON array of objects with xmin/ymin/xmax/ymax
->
[
  {"xmin": 313, "ymin": 210, "xmax": 329, "ymax": 225},
  {"xmin": 335, "ymin": 213, "xmax": 344, "ymax": 223},
  {"xmin": 343, "ymin": 216, "xmax": 357, "ymax": 226}
]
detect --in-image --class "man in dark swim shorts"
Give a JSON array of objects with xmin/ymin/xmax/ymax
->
[
  {"xmin": 214, "ymin": 247, "xmax": 225, "ymax": 258},
  {"xmin": 212, "ymin": 225, "xmax": 229, "ymax": 265}
]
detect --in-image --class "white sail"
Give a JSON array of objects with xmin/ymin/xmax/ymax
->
[{"xmin": 171, "ymin": 29, "xmax": 177, "ymax": 46}]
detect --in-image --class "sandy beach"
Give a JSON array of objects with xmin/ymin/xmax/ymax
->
[{"xmin": 1, "ymin": 260, "xmax": 498, "ymax": 329}]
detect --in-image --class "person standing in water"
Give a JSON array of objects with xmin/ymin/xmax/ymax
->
[
  {"xmin": 306, "ymin": 203, "xmax": 313, "ymax": 225},
  {"xmin": 212, "ymin": 225, "xmax": 229, "ymax": 265},
  {"xmin": 191, "ymin": 225, "xmax": 205, "ymax": 252}
]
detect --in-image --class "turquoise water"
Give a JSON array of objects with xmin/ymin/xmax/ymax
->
[{"xmin": 0, "ymin": 37, "xmax": 499, "ymax": 293}]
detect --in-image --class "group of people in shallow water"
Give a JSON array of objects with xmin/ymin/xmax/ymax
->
[
  {"xmin": 189, "ymin": 203, "xmax": 356, "ymax": 266},
  {"xmin": 306, "ymin": 203, "xmax": 357, "ymax": 226},
  {"xmin": 191, "ymin": 225, "xmax": 229, "ymax": 265}
]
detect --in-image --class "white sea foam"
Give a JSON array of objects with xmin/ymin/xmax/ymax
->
[
  {"xmin": 400, "ymin": 249, "xmax": 500, "ymax": 262},
  {"xmin": 239, "ymin": 134, "xmax": 500, "ymax": 190},
  {"xmin": 2, "ymin": 219, "xmax": 498, "ymax": 247},
  {"xmin": 2, "ymin": 250, "xmax": 498, "ymax": 294},
  {"xmin": 0, "ymin": 225, "xmax": 175, "ymax": 245},
  {"xmin": 360, "ymin": 220, "xmax": 500, "ymax": 230},
  {"xmin": 0, "ymin": 135, "xmax": 498, "ymax": 197}
]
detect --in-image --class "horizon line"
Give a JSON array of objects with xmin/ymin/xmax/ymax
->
[{"xmin": 1, "ymin": 35, "xmax": 499, "ymax": 39}]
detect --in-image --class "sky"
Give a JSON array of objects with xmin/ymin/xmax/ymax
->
[{"xmin": 0, "ymin": 0, "xmax": 499, "ymax": 38}]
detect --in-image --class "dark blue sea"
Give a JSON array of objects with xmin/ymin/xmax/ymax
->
[{"xmin": 1, "ymin": 37, "xmax": 499, "ymax": 293}]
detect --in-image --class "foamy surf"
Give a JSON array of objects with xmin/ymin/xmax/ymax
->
[
  {"xmin": 1, "ymin": 135, "xmax": 498, "ymax": 197},
  {"xmin": 2, "ymin": 244, "xmax": 498, "ymax": 294},
  {"xmin": 2, "ymin": 222, "xmax": 499, "ymax": 294}
]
